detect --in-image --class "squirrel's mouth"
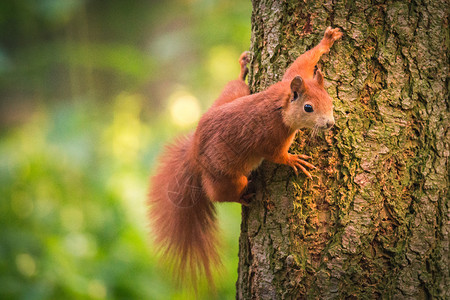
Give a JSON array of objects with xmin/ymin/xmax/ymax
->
[
  {"xmin": 322, "ymin": 124, "xmax": 334, "ymax": 130},
  {"xmin": 312, "ymin": 122, "xmax": 334, "ymax": 132},
  {"xmin": 316, "ymin": 118, "xmax": 335, "ymax": 130}
]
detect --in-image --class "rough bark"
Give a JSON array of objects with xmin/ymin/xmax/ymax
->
[{"xmin": 237, "ymin": 0, "xmax": 449, "ymax": 299}]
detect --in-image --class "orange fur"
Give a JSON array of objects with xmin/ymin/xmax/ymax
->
[
  {"xmin": 283, "ymin": 27, "xmax": 343, "ymax": 81},
  {"xmin": 149, "ymin": 134, "xmax": 220, "ymax": 287},
  {"xmin": 149, "ymin": 28, "xmax": 342, "ymax": 289}
]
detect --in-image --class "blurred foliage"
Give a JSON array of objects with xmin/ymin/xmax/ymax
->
[{"xmin": 0, "ymin": 0, "xmax": 251, "ymax": 299}]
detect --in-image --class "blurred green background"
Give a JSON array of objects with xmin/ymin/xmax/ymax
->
[{"xmin": 0, "ymin": 0, "xmax": 251, "ymax": 299}]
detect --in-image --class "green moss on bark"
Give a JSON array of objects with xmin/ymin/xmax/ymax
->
[{"xmin": 237, "ymin": 0, "xmax": 449, "ymax": 299}]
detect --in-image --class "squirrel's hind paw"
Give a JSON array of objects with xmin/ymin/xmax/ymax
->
[
  {"xmin": 238, "ymin": 193, "xmax": 255, "ymax": 206},
  {"xmin": 238, "ymin": 51, "xmax": 251, "ymax": 81},
  {"xmin": 239, "ymin": 51, "xmax": 251, "ymax": 66}
]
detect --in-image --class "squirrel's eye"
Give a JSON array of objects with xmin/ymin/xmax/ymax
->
[{"xmin": 304, "ymin": 104, "xmax": 314, "ymax": 113}]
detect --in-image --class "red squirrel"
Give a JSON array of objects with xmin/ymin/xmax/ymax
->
[{"xmin": 149, "ymin": 27, "xmax": 342, "ymax": 287}]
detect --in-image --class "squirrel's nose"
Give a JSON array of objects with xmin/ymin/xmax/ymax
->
[{"xmin": 326, "ymin": 120, "xmax": 335, "ymax": 128}]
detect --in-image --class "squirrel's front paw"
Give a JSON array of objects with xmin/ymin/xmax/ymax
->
[
  {"xmin": 324, "ymin": 27, "xmax": 343, "ymax": 43},
  {"xmin": 287, "ymin": 154, "xmax": 316, "ymax": 179}
]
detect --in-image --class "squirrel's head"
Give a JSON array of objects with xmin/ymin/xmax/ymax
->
[{"xmin": 282, "ymin": 72, "xmax": 335, "ymax": 130}]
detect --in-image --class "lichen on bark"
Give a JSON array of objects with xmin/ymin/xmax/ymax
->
[{"xmin": 237, "ymin": 0, "xmax": 449, "ymax": 299}]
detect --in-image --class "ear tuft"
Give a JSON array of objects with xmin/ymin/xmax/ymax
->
[
  {"xmin": 315, "ymin": 69, "xmax": 324, "ymax": 87},
  {"xmin": 290, "ymin": 76, "xmax": 305, "ymax": 101}
]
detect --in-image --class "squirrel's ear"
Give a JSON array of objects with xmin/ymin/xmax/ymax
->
[
  {"xmin": 290, "ymin": 76, "xmax": 305, "ymax": 102},
  {"xmin": 315, "ymin": 69, "xmax": 324, "ymax": 87}
]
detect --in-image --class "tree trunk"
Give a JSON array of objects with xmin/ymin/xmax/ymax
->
[{"xmin": 236, "ymin": 0, "xmax": 449, "ymax": 299}]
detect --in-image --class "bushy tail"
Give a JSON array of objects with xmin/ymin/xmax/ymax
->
[{"xmin": 148, "ymin": 134, "xmax": 220, "ymax": 288}]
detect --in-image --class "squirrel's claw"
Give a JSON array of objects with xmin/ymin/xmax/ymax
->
[
  {"xmin": 296, "ymin": 159, "xmax": 316, "ymax": 170},
  {"xmin": 297, "ymin": 164, "xmax": 313, "ymax": 180},
  {"xmin": 288, "ymin": 154, "xmax": 316, "ymax": 179}
]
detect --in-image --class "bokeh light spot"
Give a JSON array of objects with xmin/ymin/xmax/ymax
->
[
  {"xmin": 64, "ymin": 233, "xmax": 97, "ymax": 258},
  {"xmin": 208, "ymin": 46, "xmax": 239, "ymax": 83},
  {"xmin": 88, "ymin": 279, "xmax": 107, "ymax": 299},
  {"xmin": 16, "ymin": 253, "xmax": 36, "ymax": 277},
  {"xmin": 169, "ymin": 90, "xmax": 201, "ymax": 127}
]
